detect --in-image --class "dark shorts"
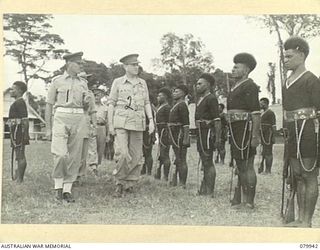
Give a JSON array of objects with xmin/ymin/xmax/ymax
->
[
  {"xmin": 229, "ymin": 120, "xmax": 256, "ymax": 160},
  {"xmin": 10, "ymin": 124, "xmax": 30, "ymax": 147},
  {"xmin": 13, "ymin": 145, "xmax": 26, "ymax": 160},
  {"xmin": 262, "ymin": 144, "xmax": 273, "ymax": 156},
  {"xmin": 196, "ymin": 127, "xmax": 214, "ymax": 153},
  {"xmin": 286, "ymin": 119, "xmax": 318, "ymax": 158}
]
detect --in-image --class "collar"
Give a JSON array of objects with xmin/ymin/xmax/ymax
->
[
  {"xmin": 231, "ymin": 78, "xmax": 250, "ymax": 92},
  {"xmin": 157, "ymin": 103, "xmax": 169, "ymax": 113},
  {"xmin": 261, "ymin": 108, "xmax": 269, "ymax": 117},
  {"xmin": 64, "ymin": 71, "xmax": 80, "ymax": 80},
  {"xmin": 121, "ymin": 75, "xmax": 142, "ymax": 85},
  {"xmin": 197, "ymin": 92, "xmax": 211, "ymax": 106},
  {"xmin": 286, "ymin": 70, "xmax": 308, "ymax": 89},
  {"xmin": 171, "ymin": 100, "xmax": 185, "ymax": 112}
]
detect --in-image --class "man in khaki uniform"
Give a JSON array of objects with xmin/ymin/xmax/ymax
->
[
  {"xmin": 108, "ymin": 54, "xmax": 154, "ymax": 197},
  {"xmin": 45, "ymin": 52, "xmax": 92, "ymax": 203}
]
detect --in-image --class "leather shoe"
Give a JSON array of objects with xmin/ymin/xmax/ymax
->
[{"xmin": 63, "ymin": 192, "xmax": 75, "ymax": 203}]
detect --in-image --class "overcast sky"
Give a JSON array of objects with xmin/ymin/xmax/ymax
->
[{"xmin": 3, "ymin": 15, "xmax": 320, "ymax": 100}]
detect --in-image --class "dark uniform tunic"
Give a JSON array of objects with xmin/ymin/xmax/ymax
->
[
  {"xmin": 156, "ymin": 103, "xmax": 171, "ymax": 178},
  {"xmin": 283, "ymin": 71, "xmax": 320, "ymax": 159},
  {"xmin": 195, "ymin": 93, "xmax": 219, "ymax": 152},
  {"xmin": 168, "ymin": 101, "xmax": 189, "ymax": 185},
  {"xmin": 9, "ymin": 98, "xmax": 30, "ymax": 148},
  {"xmin": 227, "ymin": 78, "xmax": 260, "ymax": 160},
  {"xmin": 260, "ymin": 109, "xmax": 276, "ymax": 156},
  {"xmin": 169, "ymin": 101, "xmax": 189, "ymax": 147},
  {"xmin": 195, "ymin": 93, "xmax": 220, "ymax": 194}
]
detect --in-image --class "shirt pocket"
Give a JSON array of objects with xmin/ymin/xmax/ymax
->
[
  {"xmin": 133, "ymin": 84, "xmax": 146, "ymax": 107},
  {"xmin": 56, "ymin": 86, "xmax": 70, "ymax": 105},
  {"xmin": 72, "ymin": 84, "xmax": 86, "ymax": 106}
]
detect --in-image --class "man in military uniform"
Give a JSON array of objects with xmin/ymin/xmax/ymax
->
[
  {"xmin": 107, "ymin": 54, "xmax": 154, "ymax": 197},
  {"xmin": 216, "ymin": 103, "xmax": 228, "ymax": 165},
  {"xmin": 227, "ymin": 53, "xmax": 260, "ymax": 209},
  {"xmin": 45, "ymin": 52, "xmax": 92, "ymax": 203},
  {"xmin": 258, "ymin": 97, "xmax": 276, "ymax": 174},
  {"xmin": 8, "ymin": 81, "xmax": 30, "ymax": 183},
  {"xmin": 282, "ymin": 37, "xmax": 320, "ymax": 227},
  {"xmin": 154, "ymin": 87, "xmax": 172, "ymax": 181},
  {"xmin": 194, "ymin": 73, "xmax": 221, "ymax": 197},
  {"xmin": 168, "ymin": 85, "xmax": 190, "ymax": 188}
]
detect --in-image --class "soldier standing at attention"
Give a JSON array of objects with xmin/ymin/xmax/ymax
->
[
  {"xmin": 107, "ymin": 54, "xmax": 154, "ymax": 197},
  {"xmin": 282, "ymin": 37, "xmax": 320, "ymax": 227},
  {"xmin": 8, "ymin": 81, "xmax": 30, "ymax": 183},
  {"xmin": 154, "ymin": 88, "xmax": 172, "ymax": 181},
  {"xmin": 194, "ymin": 73, "xmax": 221, "ymax": 197},
  {"xmin": 45, "ymin": 52, "xmax": 92, "ymax": 203},
  {"xmin": 227, "ymin": 53, "xmax": 261, "ymax": 209},
  {"xmin": 258, "ymin": 97, "xmax": 276, "ymax": 174},
  {"xmin": 168, "ymin": 85, "xmax": 190, "ymax": 188}
]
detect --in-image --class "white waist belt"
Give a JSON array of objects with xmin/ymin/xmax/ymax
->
[{"xmin": 56, "ymin": 107, "xmax": 84, "ymax": 114}]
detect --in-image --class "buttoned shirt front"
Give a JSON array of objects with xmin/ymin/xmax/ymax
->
[
  {"xmin": 108, "ymin": 75, "xmax": 150, "ymax": 131},
  {"xmin": 47, "ymin": 71, "xmax": 89, "ymax": 109}
]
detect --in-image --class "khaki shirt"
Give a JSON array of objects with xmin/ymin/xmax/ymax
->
[
  {"xmin": 108, "ymin": 75, "xmax": 150, "ymax": 131},
  {"xmin": 96, "ymin": 103, "xmax": 108, "ymax": 124},
  {"xmin": 47, "ymin": 72, "xmax": 89, "ymax": 109}
]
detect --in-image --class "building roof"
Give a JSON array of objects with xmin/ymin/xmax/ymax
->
[{"xmin": 3, "ymin": 88, "xmax": 46, "ymax": 124}]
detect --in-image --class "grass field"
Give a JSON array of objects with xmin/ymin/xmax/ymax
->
[{"xmin": 1, "ymin": 139, "xmax": 320, "ymax": 227}]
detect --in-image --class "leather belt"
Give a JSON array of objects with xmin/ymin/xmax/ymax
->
[
  {"xmin": 56, "ymin": 107, "xmax": 84, "ymax": 114},
  {"xmin": 226, "ymin": 110, "xmax": 251, "ymax": 123},
  {"xmin": 284, "ymin": 107, "xmax": 317, "ymax": 122}
]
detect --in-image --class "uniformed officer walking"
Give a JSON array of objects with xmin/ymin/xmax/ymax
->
[
  {"xmin": 258, "ymin": 97, "xmax": 276, "ymax": 174},
  {"xmin": 45, "ymin": 52, "xmax": 92, "ymax": 203},
  {"xmin": 227, "ymin": 53, "xmax": 261, "ymax": 209},
  {"xmin": 194, "ymin": 73, "xmax": 221, "ymax": 197},
  {"xmin": 282, "ymin": 37, "xmax": 320, "ymax": 227},
  {"xmin": 107, "ymin": 54, "xmax": 154, "ymax": 197},
  {"xmin": 168, "ymin": 85, "xmax": 190, "ymax": 188}
]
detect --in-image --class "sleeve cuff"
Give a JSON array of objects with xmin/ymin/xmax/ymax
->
[
  {"xmin": 214, "ymin": 118, "xmax": 221, "ymax": 121},
  {"xmin": 251, "ymin": 111, "xmax": 261, "ymax": 115}
]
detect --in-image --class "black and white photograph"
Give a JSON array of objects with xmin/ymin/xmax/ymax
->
[{"xmin": 2, "ymin": 12, "xmax": 320, "ymax": 231}]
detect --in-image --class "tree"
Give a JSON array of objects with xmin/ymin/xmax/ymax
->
[
  {"xmin": 267, "ymin": 62, "xmax": 276, "ymax": 104},
  {"xmin": 3, "ymin": 14, "xmax": 67, "ymax": 84},
  {"xmin": 156, "ymin": 32, "xmax": 215, "ymax": 101},
  {"xmin": 213, "ymin": 68, "xmax": 234, "ymax": 98},
  {"xmin": 247, "ymin": 15, "xmax": 320, "ymax": 90}
]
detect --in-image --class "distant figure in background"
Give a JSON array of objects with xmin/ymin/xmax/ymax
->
[
  {"xmin": 93, "ymin": 86, "xmax": 109, "ymax": 173},
  {"xmin": 216, "ymin": 103, "xmax": 228, "ymax": 165},
  {"xmin": 8, "ymin": 81, "xmax": 30, "ymax": 183},
  {"xmin": 154, "ymin": 87, "xmax": 172, "ymax": 181},
  {"xmin": 168, "ymin": 85, "xmax": 190, "ymax": 188},
  {"xmin": 258, "ymin": 97, "xmax": 276, "ymax": 174},
  {"xmin": 78, "ymin": 75, "xmax": 97, "ymax": 182}
]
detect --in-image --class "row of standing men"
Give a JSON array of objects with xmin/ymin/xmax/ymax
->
[{"xmin": 8, "ymin": 36, "xmax": 319, "ymax": 228}]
